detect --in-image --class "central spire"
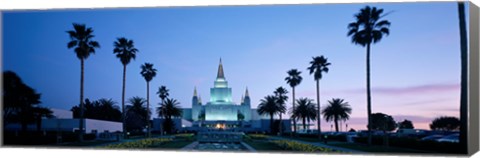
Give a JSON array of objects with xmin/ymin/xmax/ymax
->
[{"xmin": 217, "ymin": 58, "xmax": 225, "ymax": 79}]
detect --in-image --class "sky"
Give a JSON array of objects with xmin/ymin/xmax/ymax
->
[{"xmin": 2, "ymin": 2, "xmax": 467, "ymax": 131}]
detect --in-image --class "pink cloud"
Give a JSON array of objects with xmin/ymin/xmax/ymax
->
[{"xmin": 348, "ymin": 83, "xmax": 460, "ymax": 95}]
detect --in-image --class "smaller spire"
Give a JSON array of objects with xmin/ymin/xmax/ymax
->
[
  {"xmin": 193, "ymin": 86, "xmax": 197, "ymax": 97},
  {"xmin": 241, "ymin": 94, "xmax": 244, "ymax": 104},
  {"xmin": 245, "ymin": 87, "xmax": 249, "ymax": 97},
  {"xmin": 198, "ymin": 94, "xmax": 202, "ymax": 104}
]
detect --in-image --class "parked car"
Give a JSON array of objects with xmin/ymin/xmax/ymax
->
[
  {"xmin": 420, "ymin": 134, "xmax": 444, "ymax": 141},
  {"xmin": 436, "ymin": 133, "xmax": 459, "ymax": 143}
]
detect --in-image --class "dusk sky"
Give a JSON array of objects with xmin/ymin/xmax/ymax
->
[{"xmin": 3, "ymin": 2, "xmax": 467, "ymax": 130}]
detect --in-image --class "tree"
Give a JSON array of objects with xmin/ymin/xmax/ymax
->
[
  {"xmin": 32, "ymin": 106, "xmax": 54, "ymax": 132},
  {"xmin": 71, "ymin": 98, "xmax": 122, "ymax": 122},
  {"xmin": 322, "ymin": 98, "xmax": 352, "ymax": 132},
  {"xmin": 66, "ymin": 23, "xmax": 100, "ymax": 142},
  {"xmin": 140, "ymin": 62, "xmax": 157, "ymax": 137},
  {"xmin": 126, "ymin": 97, "xmax": 149, "ymax": 133},
  {"xmin": 429, "ymin": 116, "xmax": 460, "ymax": 131},
  {"xmin": 369, "ymin": 113, "xmax": 396, "ymax": 132},
  {"xmin": 397, "ymin": 119, "xmax": 414, "ymax": 129},
  {"xmin": 370, "ymin": 113, "xmax": 396, "ymax": 146},
  {"xmin": 157, "ymin": 98, "xmax": 182, "ymax": 134},
  {"xmin": 237, "ymin": 110, "xmax": 245, "ymax": 121},
  {"xmin": 157, "ymin": 86, "xmax": 169, "ymax": 104},
  {"xmin": 285, "ymin": 69, "xmax": 302, "ymax": 134},
  {"xmin": 308, "ymin": 56, "xmax": 331, "ymax": 138},
  {"xmin": 3, "ymin": 71, "xmax": 42, "ymax": 133},
  {"xmin": 291, "ymin": 98, "xmax": 317, "ymax": 130},
  {"xmin": 113, "ymin": 37, "xmax": 138, "ymax": 137},
  {"xmin": 257, "ymin": 95, "xmax": 283, "ymax": 133},
  {"xmin": 274, "ymin": 87, "xmax": 288, "ymax": 134},
  {"xmin": 458, "ymin": 1, "xmax": 468, "ymax": 154},
  {"xmin": 347, "ymin": 6, "xmax": 391, "ymax": 145}
]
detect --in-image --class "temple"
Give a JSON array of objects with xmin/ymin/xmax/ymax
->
[
  {"xmin": 189, "ymin": 58, "xmax": 251, "ymax": 122},
  {"xmin": 174, "ymin": 58, "xmax": 290, "ymax": 132}
]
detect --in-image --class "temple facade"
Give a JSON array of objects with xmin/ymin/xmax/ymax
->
[{"xmin": 190, "ymin": 59, "xmax": 252, "ymax": 122}]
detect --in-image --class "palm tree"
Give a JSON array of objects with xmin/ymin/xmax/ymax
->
[
  {"xmin": 157, "ymin": 86, "xmax": 169, "ymax": 104},
  {"xmin": 291, "ymin": 98, "xmax": 317, "ymax": 130},
  {"xmin": 457, "ymin": 2, "xmax": 468, "ymax": 153},
  {"xmin": 307, "ymin": 56, "xmax": 331, "ymax": 138},
  {"xmin": 140, "ymin": 63, "xmax": 157, "ymax": 137},
  {"xmin": 157, "ymin": 98, "xmax": 182, "ymax": 134},
  {"xmin": 274, "ymin": 87, "xmax": 288, "ymax": 134},
  {"xmin": 257, "ymin": 95, "xmax": 283, "ymax": 133},
  {"xmin": 347, "ymin": 6, "xmax": 391, "ymax": 145},
  {"xmin": 126, "ymin": 97, "xmax": 149, "ymax": 133},
  {"xmin": 285, "ymin": 69, "xmax": 302, "ymax": 134},
  {"xmin": 113, "ymin": 37, "xmax": 138, "ymax": 137},
  {"xmin": 66, "ymin": 23, "xmax": 100, "ymax": 142},
  {"xmin": 97, "ymin": 98, "xmax": 122, "ymax": 122},
  {"xmin": 322, "ymin": 98, "xmax": 352, "ymax": 132}
]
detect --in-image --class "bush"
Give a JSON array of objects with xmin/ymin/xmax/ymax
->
[
  {"xmin": 103, "ymin": 138, "xmax": 172, "ymax": 148},
  {"xmin": 271, "ymin": 140, "xmax": 335, "ymax": 152}
]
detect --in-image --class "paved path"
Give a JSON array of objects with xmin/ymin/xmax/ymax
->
[
  {"xmin": 268, "ymin": 136, "xmax": 366, "ymax": 153},
  {"xmin": 181, "ymin": 141, "xmax": 256, "ymax": 152}
]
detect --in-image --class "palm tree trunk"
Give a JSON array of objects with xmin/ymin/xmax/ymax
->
[
  {"xmin": 79, "ymin": 58, "xmax": 84, "ymax": 142},
  {"xmin": 366, "ymin": 43, "xmax": 372, "ymax": 145},
  {"xmin": 292, "ymin": 87, "xmax": 297, "ymax": 134},
  {"xmin": 303, "ymin": 117, "xmax": 306, "ymax": 130},
  {"xmin": 334, "ymin": 118, "xmax": 339, "ymax": 132},
  {"xmin": 122, "ymin": 65, "xmax": 126, "ymax": 138},
  {"xmin": 458, "ymin": 2, "xmax": 468, "ymax": 154},
  {"xmin": 279, "ymin": 113, "xmax": 283, "ymax": 135},
  {"xmin": 316, "ymin": 80, "xmax": 321, "ymax": 139},
  {"xmin": 146, "ymin": 81, "xmax": 150, "ymax": 138},
  {"xmin": 270, "ymin": 114, "xmax": 274, "ymax": 133}
]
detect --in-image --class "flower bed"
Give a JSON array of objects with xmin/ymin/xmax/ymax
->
[
  {"xmin": 103, "ymin": 138, "xmax": 172, "ymax": 149},
  {"xmin": 248, "ymin": 134, "xmax": 270, "ymax": 140},
  {"xmin": 271, "ymin": 140, "xmax": 334, "ymax": 152}
]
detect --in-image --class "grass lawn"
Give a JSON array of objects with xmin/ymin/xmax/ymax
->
[
  {"xmin": 154, "ymin": 140, "xmax": 194, "ymax": 149},
  {"xmin": 49, "ymin": 140, "xmax": 118, "ymax": 147},
  {"xmin": 243, "ymin": 139, "xmax": 284, "ymax": 151}
]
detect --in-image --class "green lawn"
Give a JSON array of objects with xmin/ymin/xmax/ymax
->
[
  {"xmin": 243, "ymin": 139, "xmax": 284, "ymax": 151},
  {"xmin": 155, "ymin": 140, "xmax": 194, "ymax": 149}
]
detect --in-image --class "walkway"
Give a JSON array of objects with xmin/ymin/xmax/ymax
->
[{"xmin": 268, "ymin": 136, "xmax": 366, "ymax": 153}]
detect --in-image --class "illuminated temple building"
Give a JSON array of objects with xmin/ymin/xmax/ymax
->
[{"xmin": 166, "ymin": 59, "xmax": 291, "ymax": 132}]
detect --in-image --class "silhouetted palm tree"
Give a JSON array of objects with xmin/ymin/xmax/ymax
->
[
  {"xmin": 157, "ymin": 98, "xmax": 182, "ymax": 134},
  {"xmin": 97, "ymin": 98, "xmax": 122, "ymax": 122},
  {"xmin": 347, "ymin": 6, "xmax": 390, "ymax": 145},
  {"xmin": 285, "ymin": 69, "xmax": 302, "ymax": 134},
  {"xmin": 126, "ymin": 97, "xmax": 149, "ymax": 133},
  {"xmin": 113, "ymin": 37, "xmax": 138, "ymax": 137},
  {"xmin": 258, "ymin": 95, "xmax": 283, "ymax": 133},
  {"xmin": 274, "ymin": 87, "xmax": 288, "ymax": 134},
  {"xmin": 66, "ymin": 23, "xmax": 100, "ymax": 142},
  {"xmin": 322, "ymin": 98, "xmax": 352, "ymax": 132},
  {"xmin": 291, "ymin": 98, "xmax": 317, "ymax": 130},
  {"xmin": 457, "ymin": 2, "xmax": 468, "ymax": 154},
  {"xmin": 140, "ymin": 63, "xmax": 157, "ymax": 137},
  {"xmin": 157, "ymin": 86, "xmax": 169, "ymax": 104},
  {"xmin": 307, "ymin": 56, "xmax": 331, "ymax": 138}
]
